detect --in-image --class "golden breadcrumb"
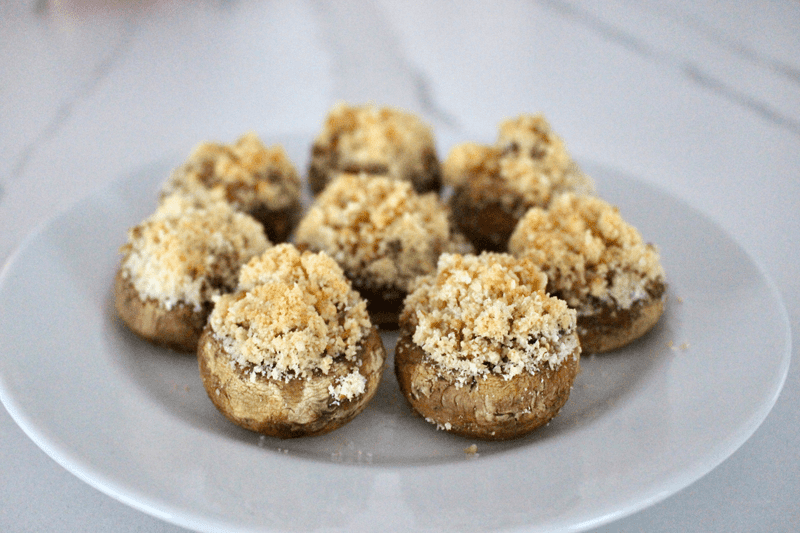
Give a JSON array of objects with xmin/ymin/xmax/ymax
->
[
  {"xmin": 311, "ymin": 102, "xmax": 438, "ymax": 189},
  {"xmin": 295, "ymin": 173, "xmax": 470, "ymax": 291},
  {"xmin": 161, "ymin": 131, "xmax": 301, "ymax": 211},
  {"xmin": 208, "ymin": 244, "xmax": 372, "ymax": 385},
  {"xmin": 119, "ymin": 197, "xmax": 270, "ymax": 311},
  {"xmin": 401, "ymin": 253, "xmax": 579, "ymax": 384},
  {"xmin": 508, "ymin": 193, "xmax": 665, "ymax": 312}
]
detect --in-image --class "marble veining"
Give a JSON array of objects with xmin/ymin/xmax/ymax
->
[
  {"xmin": 312, "ymin": 0, "xmax": 462, "ymax": 132},
  {"xmin": 539, "ymin": 0, "xmax": 800, "ymax": 136},
  {"xmin": 655, "ymin": 2, "xmax": 800, "ymax": 85},
  {"xmin": 4, "ymin": 0, "xmax": 796, "ymax": 206},
  {"xmin": 682, "ymin": 63, "xmax": 800, "ymax": 135},
  {"xmin": 9, "ymin": 13, "xmax": 138, "ymax": 181}
]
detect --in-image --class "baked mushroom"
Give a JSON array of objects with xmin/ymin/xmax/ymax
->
[
  {"xmin": 308, "ymin": 102, "xmax": 441, "ymax": 195},
  {"xmin": 114, "ymin": 196, "xmax": 270, "ymax": 352},
  {"xmin": 160, "ymin": 132, "xmax": 303, "ymax": 243},
  {"xmin": 508, "ymin": 193, "xmax": 666, "ymax": 353},
  {"xmin": 294, "ymin": 173, "xmax": 471, "ymax": 328},
  {"xmin": 395, "ymin": 252, "xmax": 581, "ymax": 440},
  {"xmin": 444, "ymin": 114, "xmax": 594, "ymax": 252},
  {"xmin": 197, "ymin": 244, "xmax": 386, "ymax": 438}
]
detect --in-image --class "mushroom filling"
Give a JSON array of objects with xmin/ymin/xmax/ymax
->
[
  {"xmin": 508, "ymin": 193, "xmax": 666, "ymax": 312},
  {"xmin": 161, "ymin": 131, "xmax": 302, "ymax": 213},
  {"xmin": 118, "ymin": 196, "xmax": 270, "ymax": 312},
  {"xmin": 401, "ymin": 252, "xmax": 579, "ymax": 387},
  {"xmin": 208, "ymin": 244, "xmax": 372, "ymax": 387}
]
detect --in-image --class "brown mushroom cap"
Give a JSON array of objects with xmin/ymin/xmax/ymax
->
[
  {"xmin": 576, "ymin": 283, "xmax": 666, "ymax": 353},
  {"xmin": 448, "ymin": 181, "xmax": 524, "ymax": 252},
  {"xmin": 196, "ymin": 244, "xmax": 385, "ymax": 438},
  {"xmin": 198, "ymin": 326, "xmax": 386, "ymax": 438},
  {"xmin": 395, "ymin": 252, "xmax": 581, "ymax": 439},
  {"xmin": 114, "ymin": 270, "xmax": 210, "ymax": 352},
  {"xmin": 395, "ymin": 331, "xmax": 580, "ymax": 440},
  {"xmin": 114, "ymin": 198, "xmax": 270, "ymax": 352}
]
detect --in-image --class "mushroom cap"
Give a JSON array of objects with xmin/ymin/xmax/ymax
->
[
  {"xmin": 577, "ymin": 284, "xmax": 666, "ymax": 353},
  {"xmin": 114, "ymin": 270, "xmax": 210, "ymax": 353},
  {"xmin": 198, "ymin": 326, "xmax": 386, "ymax": 438},
  {"xmin": 395, "ymin": 331, "xmax": 580, "ymax": 441}
]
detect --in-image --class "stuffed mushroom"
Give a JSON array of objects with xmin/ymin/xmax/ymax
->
[
  {"xmin": 197, "ymin": 244, "xmax": 386, "ymax": 438},
  {"xmin": 308, "ymin": 102, "xmax": 442, "ymax": 195},
  {"xmin": 160, "ymin": 132, "xmax": 303, "ymax": 243},
  {"xmin": 395, "ymin": 252, "xmax": 581, "ymax": 440},
  {"xmin": 508, "ymin": 193, "xmax": 666, "ymax": 353},
  {"xmin": 115, "ymin": 196, "xmax": 270, "ymax": 352},
  {"xmin": 294, "ymin": 173, "xmax": 470, "ymax": 329}
]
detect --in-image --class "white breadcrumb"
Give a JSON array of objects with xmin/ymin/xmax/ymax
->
[
  {"xmin": 328, "ymin": 371, "xmax": 368, "ymax": 402},
  {"xmin": 401, "ymin": 253, "xmax": 579, "ymax": 385},
  {"xmin": 161, "ymin": 131, "xmax": 301, "ymax": 211},
  {"xmin": 208, "ymin": 244, "xmax": 372, "ymax": 381},
  {"xmin": 508, "ymin": 193, "xmax": 665, "ymax": 312},
  {"xmin": 295, "ymin": 173, "xmax": 470, "ymax": 291},
  {"xmin": 119, "ymin": 197, "xmax": 270, "ymax": 310}
]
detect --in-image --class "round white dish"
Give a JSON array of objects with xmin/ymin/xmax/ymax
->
[{"xmin": 0, "ymin": 140, "xmax": 790, "ymax": 533}]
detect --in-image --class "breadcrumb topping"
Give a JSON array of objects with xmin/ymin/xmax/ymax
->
[
  {"xmin": 208, "ymin": 244, "xmax": 372, "ymax": 381},
  {"xmin": 312, "ymin": 102, "xmax": 437, "ymax": 185},
  {"xmin": 328, "ymin": 371, "xmax": 368, "ymax": 402},
  {"xmin": 295, "ymin": 173, "xmax": 470, "ymax": 291},
  {"xmin": 442, "ymin": 143, "xmax": 501, "ymax": 185},
  {"xmin": 161, "ymin": 131, "xmax": 301, "ymax": 211},
  {"xmin": 119, "ymin": 197, "xmax": 270, "ymax": 311},
  {"xmin": 401, "ymin": 253, "xmax": 579, "ymax": 384},
  {"xmin": 443, "ymin": 114, "xmax": 594, "ymax": 215},
  {"xmin": 508, "ymin": 194, "xmax": 665, "ymax": 311}
]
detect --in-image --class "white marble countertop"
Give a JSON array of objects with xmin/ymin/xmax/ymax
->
[{"xmin": 1, "ymin": 0, "xmax": 797, "ymax": 531}]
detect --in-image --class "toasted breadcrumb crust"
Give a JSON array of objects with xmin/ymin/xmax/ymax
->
[
  {"xmin": 400, "ymin": 253, "xmax": 579, "ymax": 385},
  {"xmin": 442, "ymin": 143, "xmax": 501, "ymax": 186},
  {"xmin": 295, "ymin": 173, "xmax": 470, "ymax": 292},
  {"xmin": 443, "ymin": 114, "xmax": 594, "ymax": 216},
  {"xmin": 208, "ymin": 244, "xmax": 372, "ymax": 391},
  {"xmin": 310, "ymin": 102, "xmax": 439, "ymax": 192},
  {"xmin": 161, "ymin": 132, "xmax": 302, "ymax": 212},
  {"xmin": 119, "ymin": 197, "xmax": 270, "ymax": 311},
  {"xmin": 508, "ymin": 194, "xmax": 665, "ymax": 312}
]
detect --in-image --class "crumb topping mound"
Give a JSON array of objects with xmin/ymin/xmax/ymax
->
[
  {"xmin": 161, "ymin": 131, "xmax": 301, "ymax": 211},
  {"xmin": 313, "ymin": 102, "xmax": 436, "ymax": 183},
  {"xmin": 508, "ymin": 194, "xmax": 665, "ymax": 311},
  {"xmin": 295, "ymin": 173, "xmax": 467, "ymax": 291},
  {"xmin": 443, "ymin": 114, "xmax": 594, "ymax": 213},
  {"xmin": 497, "ymin": 114, "xmax": 572, "ymax": 164},
  {"xmin": 119, "ymin": 197, "xmax": 270, "ymax": 311},
  {"xmin": 442, "ymin": 143, "xmax": 501, "ymax": 186},
  {"xmin": 401, "ymin": 253, "xmax": 579, "ymax": 384},
  {"xmin": 208, "ymin": 244, "xmax": 372, "ymax": 383}
]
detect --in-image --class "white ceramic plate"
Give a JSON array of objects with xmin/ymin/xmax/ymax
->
[{"xmin": 0, "ymin": 141, "xmax": 790, "ymax": 533}]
